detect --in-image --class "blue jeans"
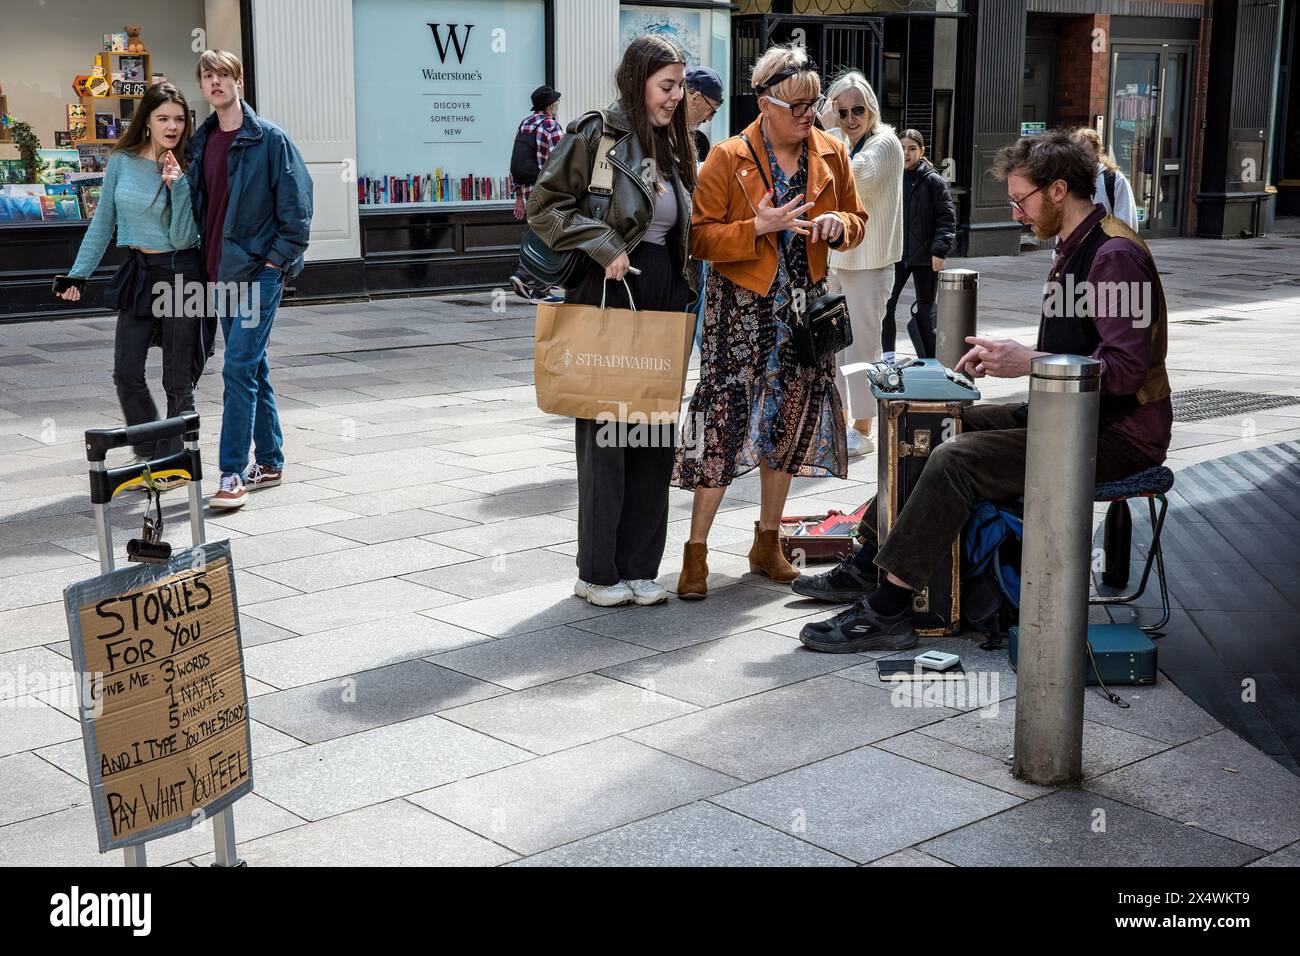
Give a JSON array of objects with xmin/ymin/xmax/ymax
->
[
  {"xmin": 216, "ymin": 266, "xmax": 285, "ymax": 476},
  {"xmin": 692, "ymin": 260, "xmax": 709, "ymax": 352}
]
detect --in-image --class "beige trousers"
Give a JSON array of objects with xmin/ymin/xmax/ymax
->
[{"xmin": 829, "ymin": 265, "xmax": 892, "ymax": 421}]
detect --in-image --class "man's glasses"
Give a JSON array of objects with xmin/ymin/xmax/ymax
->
[
  {"xmin": 694, "ymin": 91, "xmax": 721, "ymax": 120},
  {"xmin": 1009, "ymin": 182, "xmax": 1049, "ymax": 213},
  {"xmin": 837, "ymin": 105, "xmax": 867, "ymax": 119},
  {"xmin": 764, "ymin": 94, "xmax": 827, "ymax": 119}
]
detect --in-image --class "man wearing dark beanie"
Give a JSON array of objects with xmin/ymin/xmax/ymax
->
[{"xmin": 510, "ymin": 85, "xmax": 564, "ymax": 301}]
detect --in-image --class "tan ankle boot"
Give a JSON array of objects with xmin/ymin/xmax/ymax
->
[
  {"xmin": 677, "ymin": 542, "xmax": 709, "ymax": 600},
  {"xmin": 748, "ymin": 526, "xmax": 799, "ymax": 583}
]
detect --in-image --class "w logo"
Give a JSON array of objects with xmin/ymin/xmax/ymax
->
[
  {"xmin": 562, "ymin": 350, "xmax": 573, "ymax": 369},
  {"xmin": 428, "ymin": 23, "xmax": 473, "ymax": 63}
]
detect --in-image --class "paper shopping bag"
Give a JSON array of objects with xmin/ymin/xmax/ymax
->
[{"xmin": 534, "ymin": 298, "xmax": 695, "ymax": 424}]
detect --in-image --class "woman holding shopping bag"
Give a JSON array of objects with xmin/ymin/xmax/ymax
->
[
  {"xmin": 821, "ymin": 71, "xmax": 902, "ymax": 458},
  {"xmin": 527, "ymin": 34, "xmax": 698, "ymax": 608},
  {"xmin": 673, "ymin": 43, "xmax": 868, "ymax": 600}
]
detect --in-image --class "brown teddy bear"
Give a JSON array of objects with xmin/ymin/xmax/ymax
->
[{"xmin": 125, "ymin": 26, "xmax": 147, "ymax": 53}]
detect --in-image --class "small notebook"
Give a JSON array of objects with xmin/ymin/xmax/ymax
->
[{"xmin": 877, "ymin": 660, "xmax": 968, "ymax": 681}]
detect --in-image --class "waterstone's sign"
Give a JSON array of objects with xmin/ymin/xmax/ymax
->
[{"xmin": 353, "ymin": 0, "xmax": 547, "ymax": 204}]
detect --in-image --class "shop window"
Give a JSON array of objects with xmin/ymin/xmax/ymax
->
[{"xmin": 353, "ymin": 0, "xmax": 547, "ymax": 209}]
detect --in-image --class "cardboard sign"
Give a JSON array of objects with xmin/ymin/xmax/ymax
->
[{"xmin": 63, "ymin": 540, "xmax": 252, "ymax": 852}]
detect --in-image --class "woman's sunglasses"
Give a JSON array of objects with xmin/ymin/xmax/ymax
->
[{"xmin": 837, "ymin": 105, "xmax": 867, "ymax": 119}]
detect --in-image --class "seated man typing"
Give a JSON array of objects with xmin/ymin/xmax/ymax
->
[{"xmin": 795, "ymin": 129, "xmax": 1173, "ymax": 653}]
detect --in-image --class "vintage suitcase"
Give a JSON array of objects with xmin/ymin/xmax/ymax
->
[
  {"xmin": 870, "ymin": 358, "xmax": 981, "ymax": 636},
  {"xmin": 1008, "ymin": 623, "xmax": 1158, "ymax": 685},
  {"xmin": 773, "ymin": 501, "xmax": 870, "ymax": 565}
]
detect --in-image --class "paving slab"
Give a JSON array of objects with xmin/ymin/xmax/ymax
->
[
  {"xmin": 511, "ymin": 802, "xmax": 852, "ymax": 867},
  {"xmin": 252, "ymin": 714, "xmax": 533, "ymax": 821},
  {"xmin": 242, "ymin": 613, "xmax": 492, "ymax": 688},
  {"xmin": 185, "ymin": 799, "xmax": 518, "ymax": 867},
  {"xmin": 598, "ymin": 629, "xmax": 861, "ymax": 707},
  {"xmin": 711, "ymin": 745, "xmax": 1022, "ymax": 864},
  {"xmin": 626, "ymin": 674, "xmax": 956, "ymax": 781},
  {"xmin": 575, "ymin": 582, "xmax": 817, "ymax": 652},
  {"xmin": 248, "ymin": 660, "xmax": 507, "ymax": 743},
  {"xmin": 242, "ymin": 578, "xmax": 458, "ymax": 634},
  {"xmin": 439, "ymin": 673, "xmax": 697, "ymax": 754},
  {"xmin": 917, "ymin": 698, "xmax": 1173, "ymax": 778},
  {"xmin": 920, "ymin": 790, "xmax": 1261, "ymax": 867},
  {"xmin": 426, "ymin": 626, "xmax": 654, "ymax": 690},
  {"xmin": 0, "ymin": 794, "xmax": 304, "ymax": 867},
  {"xmin": 409, "ymin": 737, "xmax": 740, "ymax": 856},
  {"xmin": 1085, "ymin": 730, "xmax": 1300, "ymax": 851}
]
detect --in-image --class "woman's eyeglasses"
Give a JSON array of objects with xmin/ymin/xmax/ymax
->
[
  {"xmin": 764, "ymin": 94, "xmax": 827, "ymax": 119},
  {"xmin": 837, "ymin": 105, "xmax": 867, "ymax": 119}
]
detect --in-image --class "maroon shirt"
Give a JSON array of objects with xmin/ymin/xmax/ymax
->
[
  {"xmin": 202, "ymin": 126, "xmax": 239, "ymax": 282},
  {"xmin": 1043, "ymin": 204, "xmax": 1173, "ymax": 464}
]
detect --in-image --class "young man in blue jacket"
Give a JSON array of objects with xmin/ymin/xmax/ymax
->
[{"xmin": 188, "ymin": 50, "xmax": 313, "ymax": 509}]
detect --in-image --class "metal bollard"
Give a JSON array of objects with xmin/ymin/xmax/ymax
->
[
  {"xmin": 1013, "ymin": 355, "xmax": 1101, "ymax": 786},
  {"xmin": 936, "ymin": 268, "xmax": 978, "ymax": 371}
]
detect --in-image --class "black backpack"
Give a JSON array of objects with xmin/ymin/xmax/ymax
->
[
  {"xmin": 1103, "ymin": 168, "xmax": 1117, "ymax": 211},
  {"xmin": 510, "ymin": 126, "xmax": 541, "ymax": 187}
]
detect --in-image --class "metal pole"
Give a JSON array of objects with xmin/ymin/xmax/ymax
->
[
  {"xmin": 936, "ymin": 268, "xmax": 978, "ymax": 371},
  {"xmin": 90, "ymin": 462, "xmax": 115, "ymax": 575},
  {"xmin": 1013, "ymin": 355, "xmax": 1101, "ymax": 786},
  {"xmin": 186, "ymin": 436, "xmax": 205, "ymax": 547}
]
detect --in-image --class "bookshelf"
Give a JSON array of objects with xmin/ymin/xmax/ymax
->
[{"xmin": 77, "ymin": 50, "xmax": 151, "ymax": 145}]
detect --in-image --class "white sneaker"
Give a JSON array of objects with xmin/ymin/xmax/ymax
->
[
  {"xmin": 846, "ymin": 429, "xmax": 875, "ymax": 460},
  {"xmin": 573, "ymin": 579, "xmax": 634, "ymax": 607},
  {"xmin": 883, "ymin": 351, "xmax": 896, "ymax": 364},
  {"xmin": 625, "ymin": 579, "xmax": 669, "ymax": 606}
]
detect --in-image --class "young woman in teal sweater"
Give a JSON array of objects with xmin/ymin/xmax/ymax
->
[{"xmin": 57, "ymin": 83, "xmax": 210, "ymax": 465}]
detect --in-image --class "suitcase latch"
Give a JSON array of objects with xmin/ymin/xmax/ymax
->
[
  {"xmin": 899, "ymin": 431, "xmax": 931, "ymax": 458},
  {"xmin": 912, "ymin": 587, "xmax": 930, "ymax": 612}
]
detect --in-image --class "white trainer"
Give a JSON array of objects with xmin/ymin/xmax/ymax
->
[
  {"xmin": 846, "ymin": 429, "xmax": 875, "ymax": 460},
  {"xmin": 573, "ymin": 579, "xmax": 634, "ymax": 607},
  {"xmin": 625, "ymin": 579, "xmax": 669, "ymax": 606}
]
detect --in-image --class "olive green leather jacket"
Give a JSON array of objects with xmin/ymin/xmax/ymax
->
[{"xmin": 526, "ymin": 102, "xmax": 695, "ymax": 291}]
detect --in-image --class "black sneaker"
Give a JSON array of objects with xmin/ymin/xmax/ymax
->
[
  {"xmin": 791, "ymin": 556, "xmax": 877, "ymax": 603},
  {"xmin": 509, "ymin": 273, "xmax": 537, "ymax": 301},
  {"xmin": 799, "ymin": 602, "xmax": 917, "ymax": 654}
]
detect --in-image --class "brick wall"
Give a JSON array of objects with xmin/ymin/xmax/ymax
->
[{"xmin": 1054, "ymin": 14, "xmax": 1111, "ymax": 131}]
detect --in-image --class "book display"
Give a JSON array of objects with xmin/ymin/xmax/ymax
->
[{"xmin": 78, "ymin": 41, "xmax": 152, "ymax": 146}]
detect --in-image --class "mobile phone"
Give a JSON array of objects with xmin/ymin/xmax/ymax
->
[{"xmin": 52, "ymin": 275, "xmax": 86, "ymax": 296}]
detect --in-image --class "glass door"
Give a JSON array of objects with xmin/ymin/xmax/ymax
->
[{"xmin": 1109, "ymin": 45, "xmax": 1193, "ymax": 236}]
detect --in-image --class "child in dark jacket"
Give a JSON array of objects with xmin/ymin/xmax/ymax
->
[{"xmin": 882, "ymin": 129, "xmax": 955, "ymax": 359}]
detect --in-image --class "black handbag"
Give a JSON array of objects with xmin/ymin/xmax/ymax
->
[
  {"xmin": 518, "ymin": 118, "xmax": 618, "ymax": 291},
  {"xmin": 739, "ymin": 133, "xmax": 852, "ymax": 368}
]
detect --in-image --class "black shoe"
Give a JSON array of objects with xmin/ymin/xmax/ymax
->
[
  {"xmin": 791, "ymin": 556, "xmax": 877, "ymax": 603},
  {"xmin": 799, "ymin": 602, "xmax": 917, "ymax": 654}
]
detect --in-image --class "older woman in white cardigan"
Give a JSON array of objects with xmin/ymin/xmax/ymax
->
[{"xmin": 822, "ymin": 71, "xmax": 903, "ymax": 459}]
